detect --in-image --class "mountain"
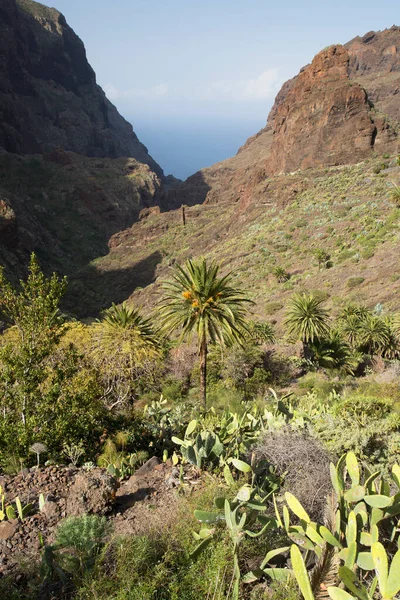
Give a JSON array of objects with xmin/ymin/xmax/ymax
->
[
  {"xmin": 80, "ymin": 27, "xmax": 400, "ymax": 318},
  {"xmin": 2, "ymin": 13, "xmax": 400, "ymax": 319},
  {"xmin": 0, "ymin": 0, "xmax": 162, "ymax": 174},
  {"xmin": 0, "ymin": 0, "xmax": 166, "ymax": 283},
  {"xmin": 169, "ymin": 27, "xmax": 399, "ymax": 208}
]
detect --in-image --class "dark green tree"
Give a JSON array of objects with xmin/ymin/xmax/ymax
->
[{"xmin": 0, "ymin": 255, "xmax": 106, "ymax": 462}]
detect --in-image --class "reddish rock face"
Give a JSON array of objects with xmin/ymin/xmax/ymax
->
[
  {"xmin": 267, "ymin": 45, "xmax": 393, "ymax": 174},
  {"xmin": 172, "ymin": 27, "xmax": 400, "ymax": 208},
  {"xmin": 346, "ymin": 27, "xmax": 400, "ymax": 131}
]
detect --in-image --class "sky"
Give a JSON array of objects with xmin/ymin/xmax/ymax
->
[{"xmin": 52, "ymin": 0, "xmax": 399, "ymax": 179}]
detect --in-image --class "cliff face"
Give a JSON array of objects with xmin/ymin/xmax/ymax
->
[
  {"xmin": 171, "ymin": 27, "xmax": 400, "ymax": 208},
  {"xmin": 0, "ymin": 0, "xmax": 162, "ymax": 176},
  {"xmin": 0, "ymin": 0, "xmax": 168, "ymax": 287},
  {"xmin": 266, "ymin": 44, "xmax": 396, "ymax": 174}
]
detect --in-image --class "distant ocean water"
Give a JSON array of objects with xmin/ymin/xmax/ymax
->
[{"xmin": 130, "ymin": 115, "xmax": 266, "ymax": 180}]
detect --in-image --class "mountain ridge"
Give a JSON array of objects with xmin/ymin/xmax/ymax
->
[
  {"xmin": 168, "ymin": 26, "xmax": 400, "ymax": 209},
  {"xmin": 0, "ymin": 0, "xmax": 163, "ymax": 176}
]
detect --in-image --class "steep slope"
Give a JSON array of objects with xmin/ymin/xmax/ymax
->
[
  {"xmin": 169, "ymin": 27, "xmax": 400, "ymax": 208},
  {"xmin": 80, "ymin": 27, "xmax": 400, "ymax": 318},
  {"xmin": 0, "ymin": 0, "xmax": 168, "ymax": 287},
  {"xmin": 0, "ymin": 150, "xmax": 163, "ymax": 277},
  {"xmin": 79, "ymin": 155, "xmax": 400, "ymax": 320},
  {"xmin": 0, "ymin": 0, "xmax": 162, "ymax": 175}
]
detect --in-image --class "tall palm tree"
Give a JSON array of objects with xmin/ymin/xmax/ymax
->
[
  {"xmin": 284, "ymin": 293, "xmax": 330, "ymax": 358},
  {"xmin": 159, "ymin": 258, "xmax": 253, "ymax": 406}
]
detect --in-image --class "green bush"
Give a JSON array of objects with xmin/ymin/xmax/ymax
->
[
  {"xmin": 346, "ymin": 276, "xmax": 365, "ymax": 288},
  {"xmin": 360, "ymin": 247, "xmax": 374, "ymax": 260},
  {"xmin": 265, "ymin": 301, "xmax": 283, "ymax": 315}
]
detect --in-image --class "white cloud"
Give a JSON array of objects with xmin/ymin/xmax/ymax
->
[
  {"xmin": 241, "ymin": 69, "xmax": 281, "ymax": 99},
  {"xmin": 104, "ymin": 82, "xmax": 168, "ymax": 101},
  {"xmin": 103, "ymin": 68, "xmax": 281, "ymax": 109},
  {"xmin": 200, "ymin": 68, "xmax": 282, "ymax": 102}
]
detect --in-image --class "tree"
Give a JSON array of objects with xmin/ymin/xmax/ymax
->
[
  {"xmin": 159, "ymin": 258, "xmax": 252, "ymax": 406},
  {"xmin": 91, "ymin": 303, "xmax": 162, "ymax": 409},
  {"xmin": 0, "ymin": 255, "xmax": 67, "ymax": 449},
  {"xmin": 0, "ymin": 255, "xmax": 106, "ymax": 462},
  {"xmin": 312, "ymin": 248, "xmax": 330, "ymax": 270},
  {"xmin": 359, "ymin": 314, "xmax": 391, "ymax": 356},
  {"xmin": 246, "ymin": 320, "xmax": 275, "ymax": 345},
  {"xmin": 337, "ymin": 313, "xmax": 363, "ymax": 348},
  {"xmin": 310, "ymin": 333, "xmax": 361, "ymax": 374},
  {"xmin": 284, "ymin": 293, "xmax": 330, "ymax": 358}
]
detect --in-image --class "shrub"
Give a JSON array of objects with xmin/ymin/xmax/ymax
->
[
  {"xmin": 272, "ymin": 266, "xmax": 290, "ymax": 283},
  {"xmin": 312, "ymin": 248, "xmax": 330, "ymax": 270},
  {"xmin": 346, "ymin": 276, "xmax": 365, "ymax": 288},
  {"xmin": 252, "ymin": 429, "xmax": 332, "ymax": 521},
  {"xmin": 360, "ymin": 247, "xmax": 374, "ymax": 260},
  {"xmin": 295, "ymin": 218, "xmax": 307, "ymax": 228},
  {"xmin": 265, "ymin": 301, "xmax": 283, "ymax": 315}
]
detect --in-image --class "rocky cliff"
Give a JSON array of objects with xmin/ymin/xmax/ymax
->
[
  {"xmin": 0, "ymin": 0, "xmax": 167, "ymax": 287},
  {"xmin": 0, "ymin": 0, "xmax": 162, "ymax": 175},
  {"xmin": 170, "ymin": 26, "xmax": 400, "ymax": 208}
]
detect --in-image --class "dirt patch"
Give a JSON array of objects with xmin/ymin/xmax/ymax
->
[{"xmin": 0, "ymin": 459, "xmax": 190, "ymax": 577}]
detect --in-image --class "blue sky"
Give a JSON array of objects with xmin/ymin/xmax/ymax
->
[{"xmin": 53, "ymin": 0, "xmax": 399, "ymax": 178}]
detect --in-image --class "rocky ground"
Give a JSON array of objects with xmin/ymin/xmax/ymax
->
[{"xmin": 0, "ymin": 457, "xmax": 187, "ymax": 577}]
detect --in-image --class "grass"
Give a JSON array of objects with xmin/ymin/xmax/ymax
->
[
  {"xmin": 76, "ymin": 156, "xmax": 400, "ymax": 326},
  {"xmin": 2, "ymin": 151, "xmax": 400, "ymax": 323}
]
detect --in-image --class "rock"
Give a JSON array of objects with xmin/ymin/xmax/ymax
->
[
  {"xmin": 0, "ymin": 0, "xmax": 162, "ymax": 176},
  {"xmin": 66, "ymin": 469, "xmax": 118, "ymax": 516},
  {"xmin": 266, "ymin": 45, "xmax": 387, "ymax": 174},
  {"xmin": 169, "ymin": 26, "xmax": 400, "ymax": 209},
  {"xmin": 0, "ymin": 521, "xmax": 16, "ymax": 540},
  {"xmin": 134, "ymin": 457, "xmax": 161, "ymax": 478},
  {"xmin": 41, "ymin": 500, "xmax": 60, "ymax": 520}
]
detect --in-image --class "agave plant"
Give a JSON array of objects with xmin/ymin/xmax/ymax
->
[{"xmin": 272, "ymin": 266, "xmax": 290, "ymax": 283}]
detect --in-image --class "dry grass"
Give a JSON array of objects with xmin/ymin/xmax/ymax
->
[{"xmin": 252, "ymin": 429, "xmax": 332, "ymax": 521}]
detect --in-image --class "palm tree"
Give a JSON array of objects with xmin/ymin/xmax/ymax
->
[
  {"xmin": 247, "ymin": 320, "xmax": 275, "ymax": 345},
  {"xmin": 272, "ymin": 266, "xmax": 290, "ymax": 283},
  {"xmin": 381, "ymin": 316, "xmax": 400, "ymax": 360},
  {"xmin": 337, "ymin": 313, "xmax": 363, "ymax": 348},
  {"xmin": 284, "ymin": 293, "xmax": 330, "ymax": 358},
  {"xmin": 93, "ymin": 302, "xmax": 161, "ymax": 408},
  {"xmin": 159, "ymin": 258, "xmax": 253, "ymax": 406},
  {"xmin": 310, "ymin": 333, "xmax": 361, "ymax": 374},
  {"xmin": 359, "ymin": 314, "xmax": 391, "ymax": 356},
  {"xmin": 101, "ymin": 302, "xmax": 160, "ymax": 347}
]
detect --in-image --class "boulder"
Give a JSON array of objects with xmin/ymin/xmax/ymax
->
[
  {"xmin": 0, "ymin": 521, "xmax": 17, "ymax": 540},
  {"xmin": 66, "ymin": 468, "xmax": 118, "ymax": 517}
]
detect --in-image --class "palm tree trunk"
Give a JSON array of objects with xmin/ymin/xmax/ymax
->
[
  {"xmin": 200, "ymin": 336, "xmax": 207, "ymax": 408},
  {"xmin": 303, "ymin": 341, "xmax": 312, "ymax": 361}
]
